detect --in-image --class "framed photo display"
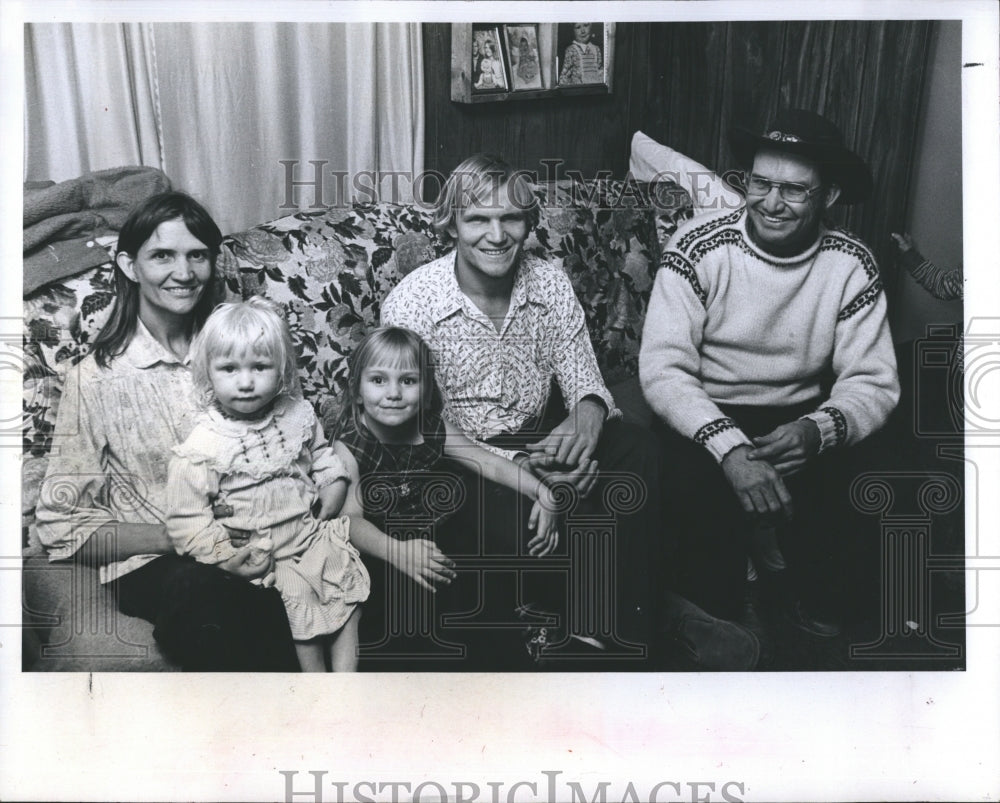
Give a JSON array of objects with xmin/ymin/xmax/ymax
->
[
  {"xmin": 451, "ymin": 23, "xmax": 615, "ymax": 102},
  {"xmin": 471, "ymin": 24, "xmax": 509, "ymax": 93},
  {"xmin": 557, "ymin": 22, "xmax": 608, "ymax": 87},
  {"xmin": 504, "ymin": 24, "xmax": 543, "ymax": 91}
]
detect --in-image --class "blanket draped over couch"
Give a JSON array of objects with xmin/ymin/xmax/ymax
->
[
  {"xmin": 22, "ymin": 176, "xmax": 693, "ymax": 670},
  {"xmin": 23, "ymin": 166, "xmax": 172, "ymax": 296}
]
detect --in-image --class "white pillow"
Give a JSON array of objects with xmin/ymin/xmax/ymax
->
[{"xmin": 629, "ymin": 130, "xmax": 743, "ymax": 215}]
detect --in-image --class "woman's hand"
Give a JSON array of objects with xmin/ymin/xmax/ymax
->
[{"xmin": 387, "ymin": 538, "xmax": 456, "ymax": 592}]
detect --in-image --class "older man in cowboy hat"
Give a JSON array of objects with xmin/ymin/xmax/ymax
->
[{"xmin": 639, "ymin": 109, "xmax": 899, "ymax": 641}]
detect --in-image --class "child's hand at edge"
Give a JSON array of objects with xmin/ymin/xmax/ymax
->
[
  {"xmin": 316, "ymin": 477, "xmax": 349, "ymax": 520},
  {"xmin": 891, "ymin": 232, "xmax": 916, "ymax": 253}
]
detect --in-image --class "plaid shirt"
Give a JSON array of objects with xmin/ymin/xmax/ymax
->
[
  {"xmin": 337, "ymin": 409, "xmax": 452, "ymax": 533},
  {"xmin": 381, "ymin": 251, "xmax": 619, "ymax": 459}
]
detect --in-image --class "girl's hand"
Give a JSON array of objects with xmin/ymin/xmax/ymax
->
[
  {"xmin": 387, "ymin": 538, "xmax": 456, "ymax": 592},
  {"xmin": 527, "ymin": 496, "xmax": 560, "ymax": 557},
  {"xmin": 316, "ymin": 478, "xmax": 348, "ymax": 520},
  {"xmin": 219, "ymin": 545, "xmax": 276, "ymax": 581},
  {"xmin": 248, "ymin": 536, "xmax": 275, "ymax": 587}
]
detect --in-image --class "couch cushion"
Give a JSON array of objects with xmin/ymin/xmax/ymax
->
[
  {"xmin": 629, "ymin": 130, "xmax": 743, "ymax": 242},
  {"xmin": 23, "ymin": 261, "xmax": 117, "ymax": 530},
  {"xmin": 527, "ymin": 178, "xmax": 692, "ymax": 383}
]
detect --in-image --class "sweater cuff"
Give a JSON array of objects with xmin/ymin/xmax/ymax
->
[
  {"xmin": 801, "ymin": 406, "xmax": 848, "ymax": 452},
  {"xmin": 693, "ymin": 417, "xmax": 754, "ymax": 463}
]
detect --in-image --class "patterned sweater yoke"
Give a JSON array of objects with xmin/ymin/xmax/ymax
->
[{"xmin": 639, "ymin": 207, "xmax": 900, "ymax": 462}]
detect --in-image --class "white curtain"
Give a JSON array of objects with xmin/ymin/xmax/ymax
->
[
  {"xmin": 25, "ymin": 24, "xmax": 163, "ymax": 180},
  {"xmin": 24, "ymin": 22, "xmax": 425, "ymax": 234}
]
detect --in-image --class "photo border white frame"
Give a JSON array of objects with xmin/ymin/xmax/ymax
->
[{"xmin": 2, "ymin": 2, "xmax": 998, "ymax": 801}]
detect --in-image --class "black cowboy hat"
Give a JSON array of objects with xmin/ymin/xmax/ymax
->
[{"xmin": 728, "ymin": 108, "xmax": 873, "ymax": 204}]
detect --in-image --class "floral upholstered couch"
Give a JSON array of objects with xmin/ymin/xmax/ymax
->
[{"xmin": 21, "ymin": 177, "xmax": 693, "ymax": 671}]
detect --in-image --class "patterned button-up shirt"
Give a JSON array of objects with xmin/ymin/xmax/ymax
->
[
  {"xmin": 381, "ymin": 251, "xmax": 619, "ymax": 457},
  {"xmin": 34, "ymin": 320, "xmax": 200, "ymax": 583}
]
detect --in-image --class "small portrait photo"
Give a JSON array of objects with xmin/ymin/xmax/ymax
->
[
  {"xmin": 472, "ymin": 25, "xmax": 508, "ymax": 93},
  {"xmin": 504, "ymin": 24, "xmax": 543, "ymax": 91},
  {"xmin": 557, "ymin": 22, "xmax": 605, "ymax": 86}
]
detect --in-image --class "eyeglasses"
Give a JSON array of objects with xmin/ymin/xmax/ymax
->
[{"xmin": 745, "ymin": 174, "xmax": 824, "ymax": 203}]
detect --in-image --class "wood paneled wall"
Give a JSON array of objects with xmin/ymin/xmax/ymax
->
[{"xmin": 423, "ymin": 20, "xmax": 935, "ymax": 288}]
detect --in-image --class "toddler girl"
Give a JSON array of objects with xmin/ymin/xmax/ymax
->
[{"xmin": 166, "ymin": 297, "xmax": 370, "ymax": 672}]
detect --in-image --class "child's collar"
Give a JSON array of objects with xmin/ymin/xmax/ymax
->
[{"xmin": 213, "ymin": 396, "xmax": 279, "ymax": 423}]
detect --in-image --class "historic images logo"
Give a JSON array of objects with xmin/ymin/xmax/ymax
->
[{"xmin": 279, "ymin": 770, "xmax": 747, "ymax": 803}]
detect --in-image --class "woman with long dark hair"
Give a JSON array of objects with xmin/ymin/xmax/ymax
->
[{"xmin": 34, "ymin": 191, "xmax": 299, "ymax": 671}]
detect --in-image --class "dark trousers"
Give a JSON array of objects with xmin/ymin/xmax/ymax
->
[
  {"xmin": 356, "ymin": 467, "xmax": 553, "ymax": 671},
  {"xmin": 454, "ymin": 418, "xmax": 663, "ymax": 661},
  {"xmin": 112, "ymin": 554, "xmax": 300, "ymax": 672},
  {"xmin": 659, "ymin": 402, "xmax": 856, "ymax": 622},
  {"xmin": 357, "ymin": 419, "xmax": 663, "ymax": 670}
]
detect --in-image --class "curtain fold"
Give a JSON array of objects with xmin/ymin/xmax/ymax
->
[
  {"xmin": 25, "ymin": 23, "xmax": 163, "ymax": 181},
  {"xmin": 24, "ymin": 22, "xmax": 425, "ymax": 234},
  {"xmin": 344, "ymin": 23, "xmax": 425, "ymax": 205}
]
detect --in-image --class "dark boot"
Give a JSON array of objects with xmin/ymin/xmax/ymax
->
[
  {"xmin": 660, "ymin": 591, "xmax": 760, "ymax": 671},
  {"xmin": 762, "ymin": 568, "xmax": 843, "ymax": 638}
]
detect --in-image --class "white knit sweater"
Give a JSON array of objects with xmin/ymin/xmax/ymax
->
[{"xmin": 639, "ymin": 207, "xmax": 899, "ymax": 462}]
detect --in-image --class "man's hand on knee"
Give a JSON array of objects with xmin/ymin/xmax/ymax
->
[
  {"xmin": 721, "ymin": 445, "xmax": 794, "ymax": 519},
  {"xmin": 525, "ymin": 399, "xmax": 605, "ymax": 468},
  {"xmin": 525, "ymin": 453, "xmax": 599, "ymax": 497},
  {"xmin": 521, "ymin": 400, "xmax": 608, "ymax": 496},
  {"xmin": 748, "ymin": 420, "xmax": 821, "ymax": 475}
]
